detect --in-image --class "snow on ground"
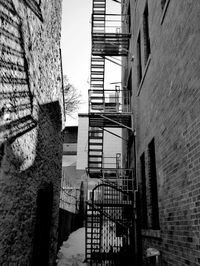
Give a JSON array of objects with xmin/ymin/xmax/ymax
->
[{"xmin": 57, "ymin": 227, "xmax": 88, "ymax": 266}]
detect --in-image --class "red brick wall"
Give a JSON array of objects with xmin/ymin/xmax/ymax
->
[{"xmin": 123, "ymin": 0, "xmax": 200, "ymax": 265}]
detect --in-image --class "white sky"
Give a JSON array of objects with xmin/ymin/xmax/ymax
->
[
  {"xmin": 61, "ymin": 0, "xmax": 121, "ymax": 126},
  {"xmin": 61, "ymin": 0, "xmax": 92, "ymax": 126}
]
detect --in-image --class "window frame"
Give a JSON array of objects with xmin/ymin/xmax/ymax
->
[
  {"xmin": 140, "ymin": 152, "xmax": 148, "ymax": 229},
  {"xmin": 143, "ymin": 2, "xmax": 151, "ymax": 65},
  {"xmin": 147, "ymin": 138, "xmax": 160, "ymax": 230}
]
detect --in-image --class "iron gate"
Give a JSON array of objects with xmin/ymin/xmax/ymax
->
[{"xmin": 86, "ymin": 178, "xmax": 134, "ymax": 265}]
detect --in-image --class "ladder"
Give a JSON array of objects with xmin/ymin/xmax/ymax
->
[{"xmin": 88, "ymin": 127, "xmax": 104, "ymax": 178}]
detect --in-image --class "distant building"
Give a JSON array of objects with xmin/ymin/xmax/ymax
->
[
  {"xmin": 60, "ymin": 126, "xmax": 85, "ymax": 213},
  {"xmin": 58, "ymin": 126, "xmax": 86, "ymax": 249},
  {"xmin": 78, "ymin": 113, "xmax": 122, "ymax": 200}
]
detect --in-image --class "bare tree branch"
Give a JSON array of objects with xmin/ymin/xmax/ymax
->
[{"xmin": 63, "ymin": 75, "xmax": 81, "ymax": 116}]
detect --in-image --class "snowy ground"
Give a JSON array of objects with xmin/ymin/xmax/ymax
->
[{"xmin": 56, "ymin": 227, "xmax": 88, "ymax": 266}]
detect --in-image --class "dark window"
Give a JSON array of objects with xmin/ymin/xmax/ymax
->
[
  {"xmin": 140, "ymin": 153, "xmax": 148, "ymax": 228},
  {"xmin": 143, "ymin": 3, "xmax": 151, "ymax": 64},
  {"xmin": 147, "ymin": 138, "xmax": 159, "ymax": 229},
  {"xmin": 137, "ymin": 33, "xmax": 142, "ymax": 86},
  {"xmin": 127, "ymin": 4, "xmax": 131, "ymax": 33},
  {"xmin": 124, "ymin": 71, "xmax": 132, "ymax": 110},
  {"xmin": 161, "ymin": 0, "xmax": 167, "ymax": 9},
  {"xmin": 127, "ymin": 71, "xmax": 132, "ymax": 97}
]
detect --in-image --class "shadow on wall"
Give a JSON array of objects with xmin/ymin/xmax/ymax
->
[
  {"xmin": 0, "ymin": 0, "xmax": 35, "ymax": 141},
  {"xmin": 0, "ymin": 101, "xmax": 63, "ymax": 266}
]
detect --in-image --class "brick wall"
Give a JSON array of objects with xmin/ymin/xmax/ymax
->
[
  {"xmin": 0, "ymin": 0, "xmax": 63, "ymax": 265},
  {"xmin": 123, "ymin": 0, "xmax": 200, "ymax": 265}
]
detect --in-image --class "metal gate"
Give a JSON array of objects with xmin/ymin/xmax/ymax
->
[{"xmin": 86, "ymin": 174, "xmax": 134, "ymax": 265}]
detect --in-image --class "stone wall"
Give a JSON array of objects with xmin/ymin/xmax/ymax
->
[
  {"xmin": 0, "ymin": 0, "xmax": 63, "ymax": 265},
  {"xmin": 123, "ymin": 0, "xmax": 200, "ymax": 265}
]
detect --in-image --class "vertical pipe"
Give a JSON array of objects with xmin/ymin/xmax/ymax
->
[{"xmin": 59, "ymin": 48, "xmax": 66, "ymax": 122}]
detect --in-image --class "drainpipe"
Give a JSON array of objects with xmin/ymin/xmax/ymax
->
[{"xmin": 132, "ymin": 130, "xmax": 142, "ymax": 265}]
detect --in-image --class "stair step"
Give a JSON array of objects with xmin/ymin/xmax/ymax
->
[
  {"xmin": 93, "ymin": 10, "xmax": 106, "ymax": 14},
  {"xmin": 91, "ymin": 71, "xmax": 104, "ymax": 74},
  {"xmin": 91, "ymin": 78, "xmax": 104, "ymax": 81},
  {"xmin": 89, "ymin": 90, "xmax": 104, "ymax": 93},
  {"xmin": 88, "ymin": 161, "xmax": 102, "ymax": 164},
  {"xmin": 88, "ymin": 155, "xmax": 103, "ymax": 159},
  {"xmin": 93, "ymin": 0, "xmax": 105, "ymax": 2},
  {"xmin": 91, "ymin": 64, "xmax": 104, "ymax": 68},
  {"xmin": 93, "ymin": 5, "xmax": 106, "ymax": 8},
  {"xmin": 89, "ymin": 136, "xmax": 103, "ymax": 140},
  {"xmin": 91, "ymin": 59, "xmax": 104, "ymax": 63},
  {"xmin": 89, "ymin": 129, "xmax": 103, "ymax": 132},
  {"xmin": 90, "ymin": 84, "xmax": 104, "ymax": 88},
  {"xmin": 88, "ymin": 137, "xmax": 103, "ymax": 141},
  {"xmin": 88, "ymin": 150, "xmax": 103, "ymax": 153},
  {"xmin": 93, "ymin": 17, "xmax": 106, "ymax": 21},
  {"xmin": 88, "ymin": 143, "xmax": 103, "ymax": 147},
  {"xmin": 88, "ymin": 149, "xmax": 103, "ymax": 151},
  {"xmin": 89, "ymin": 148, "xmax": 103, "ymax": 151},
  {"xmin": 90, "ymin": 96, "xmax": 104, "ymax": 99},
  {"xmin": 88, "ymin": 161, "xmax": 102, "ymax": 165}
]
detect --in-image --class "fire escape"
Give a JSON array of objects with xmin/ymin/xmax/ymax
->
[{"xmin": 85, "ymin": 0, "xmax": 134, "ymax": 265}]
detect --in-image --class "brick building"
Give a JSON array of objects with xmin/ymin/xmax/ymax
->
[
  {"xmin": 122, "ymin": 0, "xmax": 200, "ymax": 265},
  {"xmin": 0, "ymin": 0, "xmax": 64, "ymax": 265}
]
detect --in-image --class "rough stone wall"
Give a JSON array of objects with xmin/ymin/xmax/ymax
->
[
  {"xmin": 0, "ymin": 0, "xmax": 63, "ymax": 265},
  {"xmin": 123, "ymin": 0, "xmax": 200, "ymax": 265}
]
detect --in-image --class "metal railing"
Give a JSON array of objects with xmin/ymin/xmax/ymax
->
[{"xmin": 89, "ymin": 89, "xmax": 131, "ymax": 113}]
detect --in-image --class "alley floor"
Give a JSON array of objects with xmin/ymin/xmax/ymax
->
[{"xmin": 57, "ymin": 227, "xmax": 88, "ymax": 266}]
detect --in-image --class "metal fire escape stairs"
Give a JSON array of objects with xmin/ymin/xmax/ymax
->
[
  {"xmin": 85, "ymin": 169, "xmax": 135, "ymax": 265},
  {"xmin": 86, "ymin": 0, "xmax": 133, "ymax": 265}
]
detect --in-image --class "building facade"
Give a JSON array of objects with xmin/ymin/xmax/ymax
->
[
  {"xmin": 122, "ymin": 0, "xmax": 200, "ymax": 265},
  {"xmin": 0, "ymin": 0, "xmax": 64, "ymax": 265}
]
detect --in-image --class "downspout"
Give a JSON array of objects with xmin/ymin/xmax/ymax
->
[{"xmin": 133, "ymin": 130, "xmax": 142, "ymax": 265}]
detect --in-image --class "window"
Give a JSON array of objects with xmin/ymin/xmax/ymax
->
[
  {"xmin": 147, "ymin": 138, "xmax": 159, "ymax": 229},
  {"xmin": 124, "ymin": 71, "xmax": 132, "ymax": 111},
  {"xmin": 140, "ymin": 153, "xmax": 148, "ymax": 229},
  {"xmin": 136, "ymin": 33, "xmax": 142, "ymax": 86},
  {"xmin": 143, "ymin": 3, "xmax": 151, "ymax": 65},
  {"xmin": 127, "ymin": 4, "xmax": 131, "ymax": 33},
  {"xmin": 127, "ymin": 71, "xmax": 132, "ymax": 97}
]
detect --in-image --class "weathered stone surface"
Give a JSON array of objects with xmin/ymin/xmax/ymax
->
[{"xmin": 0, "ymin": 0, "xmax": 63, "ymax": 265}]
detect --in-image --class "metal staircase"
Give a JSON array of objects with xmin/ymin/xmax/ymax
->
[
  {"xmin": 92, "ymin": 0, "xmax": 130, "ymax": 56},
  {"xmin": 85, "ymin": 169, "xmax": 134, "ymax": 265},
  {"xmin": 87, "ymin": 0, "xmax": 132, "ymax": 178},
  {"xmin": 88, "ymin": 127, "xmax": 104, "ymax": 178},
  {"xmin": 86, "ymin": 0, "xmax": 134, "ymax": 264}
]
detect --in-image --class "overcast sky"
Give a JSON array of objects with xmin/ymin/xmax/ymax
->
[
  {"xmin": 61, "ymin": 0, "xmax": 92, "ymax": 126},
  {"xmin": 61, "ymin": 1, "xmax": 121, "ymax": 126}
]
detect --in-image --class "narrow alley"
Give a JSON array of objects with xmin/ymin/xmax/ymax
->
[{"xmin": 1, "ymin": 0, "xmax": 200, "ymax": 266}]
